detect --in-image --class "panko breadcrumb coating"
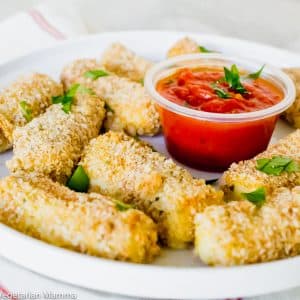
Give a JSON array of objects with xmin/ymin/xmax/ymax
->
[
  {"xmin": 167, "ymin": 37, "xmax": 200, "ymax": 58},
  {"xmin": 92, "ymin": 75, "xmax": 160, "ymax": 136},
  {"xmin": 195, "ymin": 186, "xmax": 300, "ymax": 266},
  {"xmin": 7, "ymin": 91, "xmax": 105, "ymax": 183},
  {"xmin": 60, "ymin": 59, "xmax": 101, "ymax": 90},
  {"xmin": 220, "ymin": 129, "xmax": 300, "ymax": 201},
  {"xmin": 60, "ymin": 59, "xmax": 160, "ymax": 136},
  {"xmin": 0, "ymin": 73, "xmax": 63, "ymax": 152},
  {"xmin": 0, "ymin": 176, "xmax": 159, "ymax": 263},
  {"xmin": 101, "ymin": 42, "xmax": 153, "ymax": 82},
  {"xmin": 80, "ymin": 131, "xmax": 223, "ymax": 249},
  {"xmin": 282, "ymin": 68, "xmax": 300, "ymax": 128}
]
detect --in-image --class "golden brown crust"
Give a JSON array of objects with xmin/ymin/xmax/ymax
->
[
  {"xmin": 0, "ymin": 73, "xmax": 63, "ymax": 152},
  {"xmin": 221, "ymin": 129, "xmax": 300, "ymax": 200},
  {"xmin": 7, "ymin": 92, "xmax": 105, "ymax": 183},
  {"xmin": 101, "ymin": 42, "xmax": 153, "ymax": 82},
  {"xmin": 80, "ymin": 131, "xmax": 223, "ymax": 248},
  {"xmin": 60, "ymin": 59, "xmax": 160, "ymax": 136},
  {"xmin": 195, "ymin": 187, "xmax": 300, "ymax": 266},
  {"xmin": 92, "ymin": 76, "xmax": 160, "ymax": 136},
  {"xmin": 60, "ymin": 59, "xmax": 102, "ymax": 90},
  {"xmin": 282, "ymin": 68, "xmax": 300, "ymax": 128},
  {"xmin": 167, "ymin": 37, "xmax": 199, "ymax": 58},
  {"xmin": 0, "ymin": 175, "xmax": 159, "ymax": 263}
]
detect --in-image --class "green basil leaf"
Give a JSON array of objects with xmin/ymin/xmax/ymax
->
[
  {"xmin": 77, "ymin": 85, "xmax": 94, "ymax": 95},
  {"xmin": 66, "ymin": 83, "xmax": 80, "ymax": 97},
  {"xmin": 67, "ymin": 166, "xmax": 90, "ymax": 192},
  {"xmin": 242, "ymin": 187, "xmax": 266, "ymax": 206},
  {"xmin": 248, "ymin": 65, "xmax": 265, "ymax": 80},
  {"xmin": 224, "ymin": 66, "xmax": 232, "ymax": 85},
  {"xmin": 223, "ymin": 64, "xmax": 247, "ymax": 94},
  {"xmin": 66, "ymin": 83, "xmax": 94, "ymax": 97},
  {"xmin": 53, "ymin": 83, "xmax": 93, "ymax": 114},
  {"xmin": 256, "ymin": 158, "xmax": 270, "ymax": 170},
  {"xmin": 260, "ymin": 164, "xmax": 284, "ymax": 176},
  {"xmin": 198, "ymin": 46, "xmax": 214, "ymax": 53},
  {"xmin": 211, "ymin": 84, "xmax": 231, "ymax": 99},
  {"xmin": 52, "ymin": 95, "xmax": 65, "ymax": 104},
  {"xmin": 84, "ymin": 69, "xmax": 109, "ymax": 80},
  {"xmin": 268, "ymin": 156, "xmax": 292, "ymax": 167},
  {"xmin": 256, "ymin": 156, "xmax": 299, "ymax": 176},
  {"xmin": 114, "ymin": 200, "xmax": 135, "ymax": 212},
  {"xmin": 53, "ymin": 95, "xmax": 73, "ymax": 113},
  {"xmin": 62, "ymin": 99, "xmax": 73, "ymax": 114},
  {"xmin": 285, "ymin": 160, "xmax": 300, "ymax": 173},
  {"xmin": 19, "ymin": 100, "xmax": 33, "ymax": 122}
]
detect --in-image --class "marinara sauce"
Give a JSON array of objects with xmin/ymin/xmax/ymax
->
[{"xmin": 156, "ymin": 67, "xmax": 284, "ymax": 171}]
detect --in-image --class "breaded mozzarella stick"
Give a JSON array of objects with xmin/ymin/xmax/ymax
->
[
  {"xmin": 7, "ymin": 92, "xmax": 105, "ymax": 183},
  {"xmin": 167, "ymin": 37, "xmax": 199, "ymax": 58},
  {"xmin": 101, "ymin": 42, "xmax": 153, "ymax": 82},
  {"xmin": 60, "ymin": 59, "xmax": 101, "ymax": 90},
  {"xmin": 195, "ymin": 187, "xmax": 300, "ymax": 266},
  {"xmin": 0, "ymin": 176, "xmax": 159, "ymax": 263},
  {"xmin": 221, "ymin": 130, "xmax": 300, "ymax": 201},
  {"xmin": 282, "ymin": 68, "xmax": 300, "ymax": 128},
  {"xmin": 0, "ymin": 73, "xmax": 63, "ymax": 152},
  {"xmin": 80, "ymin": 131, "xmax": 223, "ymax": 249},
  {"xmin": 92, "ymin": 75, "xmax": 160, "ymax": 136},
  {"xmin": 60, "ymin": 59, "xmax": 160, "ymax": 136}
]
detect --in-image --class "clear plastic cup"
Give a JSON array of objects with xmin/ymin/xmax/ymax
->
[{"xmin": 144, "ymin": 54, "xmax": 296, "ymax": 171}]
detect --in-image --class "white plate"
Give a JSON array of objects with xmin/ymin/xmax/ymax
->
[{"xmin": 0, "ymin": 31, "xmax": 299, "ymax": 299}]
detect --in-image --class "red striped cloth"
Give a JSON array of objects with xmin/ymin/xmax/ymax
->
[
  {"xmin": 0, "ymin": 284, "xmax": 18, "ymax": 300},
  {"xmin": 28, "ymin": 8, "xmax": 66, "ymax": 40}
]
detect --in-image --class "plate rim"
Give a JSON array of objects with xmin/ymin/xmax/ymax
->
[
  {"xmin": 0, "ymin": 30, "xmax": 299, "ymax": 299},
  {"xmin": 2, "ymin": 222, "xmax": 300, "ymax": 299},
  {"xmin": 1, "ymin": 29, "xmax": 300, "ymax": 69}
]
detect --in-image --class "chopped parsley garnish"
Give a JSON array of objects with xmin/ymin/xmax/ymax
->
[
  {"xmin": 198, "ymin": 46, "xmax": 214, "ymax": 53},
  {"xmin": 66, "ymin": 83, "xmax": 94, "ymax": 96},
  {"xmin": 248, "ymin": 65, "xmax": 265, "ymax": 80},
  {"xmin": 67, "ymin": 165, "xmax": 90, "ymax": 192},
  {"xmin": 52, "ymin": 84, "xmax": 92, "ymax": 113},
  {"xmin": 223, "ymin": 64, "xmax": 247, "ymax": 94},
  {"xmin": 62, "ymin": 99, "xmax": 72, "ymax": 113},
  {"xmin": 52, "ymin": 94, "xmax": 73, "ymax": 113},
  {"xmin": 285, "ymin": 160, "xmax": 300, "ymax": 172},
  {"xmin": 140, "ymin": 78, "xmax": 144, "ymax": 86},
  {"xmin": 66, "ymin": 83, "xmax": 80, "ymax": 97},
  {"xmin": 256, "ymin": 156, "xmax": 299, "ymax": 176},
  {"xmin": 114, "ymin": 200, "xmax": 135, "ymax": 212},
  {"xmin": 211, "ymin": 84, "xmax": 231, "ymax": 99},
  {"xmin": 84, "ymin": 69, "xmax": 109, "ymax": 80},
  {"xmin": 242, "ymin": 187, "xmax": 266, "ymax": 207},
  {"xmin": 77, "ymin": 85, "xmax": 94, "ymax": 95},
  {"xmin": 19, "ymin": 100, "xmax": 32, "ymax": 122}
]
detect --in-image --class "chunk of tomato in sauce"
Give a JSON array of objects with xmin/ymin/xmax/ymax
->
[{"xmin": 157, "ymin": 67, "xmax": 283, "ymax": 114}]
